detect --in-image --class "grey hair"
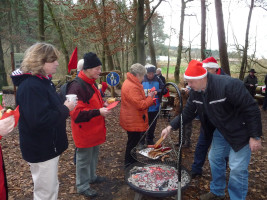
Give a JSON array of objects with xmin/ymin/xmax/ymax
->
[
  {"xmin": 130, "ymin": 63, "xmax": 146, "ymax": 77},
  {"xmin": 77, "ymin": 59, "xmax": 84, "ymax": 71}
]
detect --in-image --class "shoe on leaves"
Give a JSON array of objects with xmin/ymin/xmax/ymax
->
[
  {"xmin": 190, "ymin": 170, "xmax": 202, "ymax": 179},
  {"xmin": 90, "ymin": 176, "xmax": 106, "ymax": 184},
  {"xmin": 79, "ymin": 188, "xmax": 98, "ymax": 197},
  {"xmin": 200, "ymin": 192, "xmax": 225, "ymax": 200}
]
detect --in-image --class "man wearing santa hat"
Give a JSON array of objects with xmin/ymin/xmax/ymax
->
[
  {"xmin": 161, "ymin": 60, "xmax": 262, "ymax": 200},
  {"xmin": 190, "ymin": 57, "xmax": 227, "ymax": 179}
]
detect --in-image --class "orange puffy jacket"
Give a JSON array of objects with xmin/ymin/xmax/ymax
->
[{"xmin": 120, "ymin": 72, "xmax": 154, "ymax": 132}]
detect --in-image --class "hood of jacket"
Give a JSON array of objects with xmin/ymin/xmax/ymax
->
[{"xmin": 11, "ymin": 69, "xmax": 48, "ymax": 86}]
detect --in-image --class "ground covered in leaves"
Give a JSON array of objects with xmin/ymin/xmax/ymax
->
[{"xmin": 1, "ymin": 94, "xmax": 267, "ymax": 200}]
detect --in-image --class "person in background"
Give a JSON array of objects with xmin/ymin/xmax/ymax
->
[
  {"xmin": 262, "ymin": 74, "xmax": 267, "ymax": 111},
  {"xmin": 0, "ymin": 116, "xmax": 15, "ymax": 200},
  {"xmin": 68, "ymin": 52, "xmax": 110, "ymax": 198},
  {"xmin": 156, "ymin": 68, "xmax": 166, "ymax": 85},
  {"xmin": 11, "ymin": 42, "xmax": 75, "ymax": 200},
  {"xmin": 190, "ymin": 56, "xmax": 226, "ymax": 178},
  {"xmin": 77, "ymin": 59, "xmax": 84, "ymax": 76},
  {"xmin": 120, "ymin": 63, "xmax": 155, "ymax": 169},
  {"xmin": 161, "ymin": 60, "xmax": 262, "ymax": 200},
  {"xmin": 244, "ymin": 69, "xmax": 258, "ymax": 97},
  {"xmin": 142, "ymin": 64, "xmax": 166, "ymax": 145}
]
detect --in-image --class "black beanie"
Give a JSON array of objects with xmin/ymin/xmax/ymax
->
[{"xmin": 83, "ymin": 52, "xmax": 102, "ymax": 69}]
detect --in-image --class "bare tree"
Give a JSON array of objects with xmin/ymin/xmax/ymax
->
[
  {"xmin": 145, "ymin": 0, "xmax": 157, "ymax": 66},
  {"xmin": 136, "ymin": 0, "xmax": 162, "ymax": 65},
  {"xmin": 201, "ymin": 0, "xmax": 206, "ymax": 61},
  {"xmin": 174, "ymin": 0, "xmax": 193, "ymax": 83},
  {"xmin": 214, "ymin": 0, "xmax": 230, "ymax": 75},
  {"xmin": 38, "ymin": 0, "xmax": 45, "ymax": 41},
  {"xmin": 45, "ymin": 1, "xmax": 69, "ymax": 72},
  {"xmin": 239, "ymin": 0, "xmax": 255, "ymax": 80}
]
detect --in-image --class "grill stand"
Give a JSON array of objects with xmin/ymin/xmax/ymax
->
[
  {"xmin": 134, "ymin": 192, "xmax": 179, "ymax": 200},
  {"xmin": 128, "ymin": 82, "xmax": 185, "ymax": 200},
  {"xmin": 134, "ymin": 192, "xmax": 142, "ymax": 200}
]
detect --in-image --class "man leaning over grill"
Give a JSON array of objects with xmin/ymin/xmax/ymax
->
[{"xmin": 161, "ymin": 60, "xmax": 262, "ymax": 200}]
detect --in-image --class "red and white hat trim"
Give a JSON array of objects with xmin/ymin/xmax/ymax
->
[
  {"xmin": 184, "ymin": 60, "xmax": 208, "ymax": 80},
  {"xmin": 202, "ymin": 57, "xmax": 219, "ymax": 69}
]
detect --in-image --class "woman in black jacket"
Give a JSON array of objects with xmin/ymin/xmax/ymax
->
[{"xmin": 11, "ymin": 43, "xmax": 75, "ymax": 200}]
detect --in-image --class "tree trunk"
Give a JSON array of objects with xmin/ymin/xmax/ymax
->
[
  {"xmin": 239, "ymin": 0, "xmax": 254, "ymax": 80},
  {"xmin": 174, "ymin": 0, "xmax": 186, "ymax": 83},
  {"xmin": 145, "ymin": 0, "xmax": 156, "ymax": 66},
  {"xmin": 45, "ymin": 1, "xmax": 69, "ymax": 72},
  {"xmin": 7, "ymin": 0, "xmax": 14, "ymax": 53},
  {"xmin": 0, "ymin": 37, "xmax": 8, "ymax": 90},
  {"xmin": 38, "ymin": 0, "xmax": 45, "ymax": 41},
  {"xmin": 214, "ymin": 0, "xmax": 230, "ymax": 75},
  {"xmin": 136, "ymin": 0, "xmax": 146, "ymax": 65},
  {"xmin": 201, "ymin": 0, "xmax": 206, "ymax": 61},
  {"xmin": 91, "ymin": 0, "xmax": 114, "ymax": 71}
]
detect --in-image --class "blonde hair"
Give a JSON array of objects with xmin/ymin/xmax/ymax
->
[
  {"xmin": 21, "ymin": 42, "xmax": 60, "ymax": 76},
  {"xmin": 130, "ymin": 63, "xmax": 146, "ymax": 77}
]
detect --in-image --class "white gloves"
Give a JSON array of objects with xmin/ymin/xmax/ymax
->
[{"xmin": 0, "ymin": 116, "xmax": 15, "ymax": 137}]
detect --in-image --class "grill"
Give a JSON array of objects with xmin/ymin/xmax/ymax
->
[{"xmin": 127, "ymin": 82, "xmax": 190, "ymax": 200}]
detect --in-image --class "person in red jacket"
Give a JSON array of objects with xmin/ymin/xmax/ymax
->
[
  {"xmin": 0, "ymin": 116, "xmax": 15, "ymax": 200},
  {"xmin": 120, "ymin": 63, "xmax": 155, "ymax": 169},
  {"xmin": 68, "ymin": 52, "xmax": 110, "ymax": 198}
]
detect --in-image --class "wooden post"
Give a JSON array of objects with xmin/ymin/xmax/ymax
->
[
  {"xmin": 10, "ymin": 52, "xmax": 16, "ymax": 105},
  {"xmin": 111, "ymin": 86, "xmax": 115, "ymax": 98}
]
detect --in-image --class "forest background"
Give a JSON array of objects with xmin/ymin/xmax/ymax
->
[{"xmin": 0, "ymin": 0, "xmax": 267, "ymax": 90}]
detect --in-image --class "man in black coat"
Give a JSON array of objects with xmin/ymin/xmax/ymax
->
[
  {"xmin": 161, "ymin": 60, "xmax": 262, "ymax": 200},
  {"xmin": 156, "ymin": 68, "xmax": 166, "ymax": 85},
  {"xmin": 244, "ymin": 68, "xmax": 258, "ymax": 97}
]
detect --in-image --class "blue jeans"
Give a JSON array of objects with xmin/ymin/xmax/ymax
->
[
  {"xmin": 208, "ymin": 129, "xmax": 251, "ymax": 199},
  {"xmin": 191, "ymin": 128, "xmax": 212, "ymax": 174}
]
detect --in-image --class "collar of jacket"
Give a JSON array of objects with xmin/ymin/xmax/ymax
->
[
  {"xmin": 78, "ymin": 70, "xmax": 96, "ymax": 85},
  {"xmin": 126, "ymin": 72, "xmax": 142, "ymax": 86}
]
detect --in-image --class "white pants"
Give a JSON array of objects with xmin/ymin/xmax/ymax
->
[{"xmin": 29, "ymin": 156, "xmax": 59, "ymax": 200}]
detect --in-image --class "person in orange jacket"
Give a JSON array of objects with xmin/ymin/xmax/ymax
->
[{"xmin": 120, "ymin": 63, "xmax": 156, "ymax": 169}]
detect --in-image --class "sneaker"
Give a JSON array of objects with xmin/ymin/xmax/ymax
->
[
  {"xmin": 190, "ymin": 170, "xmax": 202, "ymax": 179},
  {"xmin": 200, "ymin": 192, "xmax": 224, "ymax": 200},
  {"xmin": 90, "ymin": 176, "xmax": 106, "ymax": 184},
  {"xmin": 79, "ymin": 188, "xmax": 98, "ymax": 197}
]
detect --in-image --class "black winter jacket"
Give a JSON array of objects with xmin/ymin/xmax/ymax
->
[
  {"xmin": 11, "ymin": 71, "xmax": 69, "ymax": 163},
  {"xmin": 170, "ymin": 73, "xmax": 262, "ymax": 152}
]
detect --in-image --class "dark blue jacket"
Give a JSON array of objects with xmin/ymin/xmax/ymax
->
[
  {"xmin": 170, "ymin": 73, "xmax": 262, "ymax": 152},
  {"xmin": 11, "ymin": 71, "xmax": 69, "ymax": 163}
]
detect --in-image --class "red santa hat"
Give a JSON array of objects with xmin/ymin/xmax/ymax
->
[
  {"xmin": 184, "ymin": 60, "xmax": 207, "ymax": 79},
  {"xmin": 202, "ymin": 57, "xmax": 219, "ymax": 69}
]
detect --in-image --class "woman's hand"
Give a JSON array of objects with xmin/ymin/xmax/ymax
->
[
  {"xmin": 99, "ymin": 107, "xmax": 110, "ymax": 117},
  {"xmin": 148, "ymin": 91, "xmax": 156, "ymax": 98},
  {"xmin": 0, "ymin": 116, "xmax": 15, "ymax": 136},
  {"xmin": 64, "ymin": 100, "xmax": 75, "ymax": 111}
]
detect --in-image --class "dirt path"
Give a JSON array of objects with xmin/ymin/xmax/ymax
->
[{"xmin": 1, "ymin": 95, "xmax": 266, "ymax": 200}]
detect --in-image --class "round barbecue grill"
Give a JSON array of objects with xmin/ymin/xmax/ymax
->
[
  {"xmin": 128, "ymin": 82, "xmax": 190, "ymax": 200},
  {"xmin": 125, "ymin": 162, "xmax": 191, "ymax": 198}
]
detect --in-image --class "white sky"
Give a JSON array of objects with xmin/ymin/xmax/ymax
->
[{"xmin": 155, "ymin": 0, "xmax": 267, "ymax": 59}]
